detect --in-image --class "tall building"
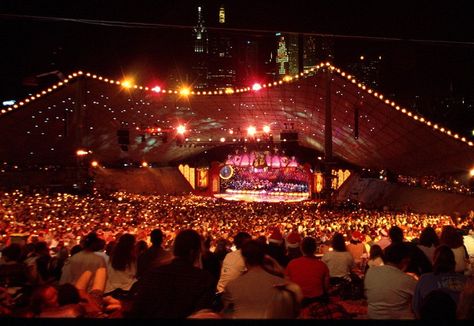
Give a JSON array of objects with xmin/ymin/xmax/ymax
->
[
  {"xmin": 191, "ymin": 6, "xmax": 209, "ymax": 89},
  {"xmin": 206, "ymin": 3, "xmax": 236, "ymax": 90},
  {"xmin": 275, "ymin": 34, "xmax": 334, "ymax": 76}
]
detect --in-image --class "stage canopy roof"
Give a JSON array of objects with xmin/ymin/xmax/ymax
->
[{"xmin": 1, "ymin": 62, "xmax": 473, "ymax": 177}]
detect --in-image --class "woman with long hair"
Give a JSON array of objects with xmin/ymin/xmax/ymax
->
[
  {"xmin": 104, "ymin": 233, "xmax": 137, "ymax": 298},
  {"xmin": 439, "ymin": 225, "xmax": 468, "ymax": 274},
  {"xmin": 417, "ymin": 226, "xmax": 439, "ymax": 264},
  {"xmin": 321, "ymin": 233, "xmax": 354, "ymax": 285}
]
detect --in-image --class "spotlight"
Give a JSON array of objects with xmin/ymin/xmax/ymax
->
[
  {"xmin": 470, "ymin": 169, "xmax": 474, "ymax": 177},
  {"xmin": 91, "ymin": 161, "xmax": 99, "ymax": 167},
  {"xmin": 263, "ymin": 125, "xmax": 271, "ymax": 133},
  {"xmin": 141, "ymin": 161, "xmax": 149, "ymax": 168},
  {"xmin": 177, "ymin": 125, "xmax": 186, "ymax": 135},
  {"xmin": 247, "ymin": 126, "xmax": 256, "ymax": 137},
  {"xmin": 252, "ymin": 83, "xmax": 262, "ymax": 91},
  {"xmin": 76, "ymin": 149, "xmax": 88, "ymax": 156},
  {"xmin": 151, "ymin": 86, "xmax": 161, "ymax": 93}
]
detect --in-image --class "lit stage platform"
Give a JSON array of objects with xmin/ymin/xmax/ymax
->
[{"xmin": 214, "ymin": 189, "xmax": 310, "ymax": 202}]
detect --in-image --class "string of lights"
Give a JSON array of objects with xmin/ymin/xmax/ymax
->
[{"xmin": 1, "ymin": 62, "xmax": 472, "ymax": 148}]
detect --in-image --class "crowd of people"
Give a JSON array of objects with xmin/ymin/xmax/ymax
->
[
  {"xmin": 0, "ymin": 189, "xmax": 473, "ymax": 319},
  {"xmin": 397, "ymin": 174, "xmax": 473, "ymax": 196}
]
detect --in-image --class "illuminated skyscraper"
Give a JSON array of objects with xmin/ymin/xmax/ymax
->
[
  {"xmin": 192, "ymin": 6, "xmax": 209, "ymax": 89},
  {"xmin": 275, "ymin": 34, "xmax": 334, "ymax": 76},
  {"xmin": 207, "ymin": 3, "xmax": 236, "ymax": 90}
]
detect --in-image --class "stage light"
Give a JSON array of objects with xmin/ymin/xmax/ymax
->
[
  {"xmin": 470, "ymin": 169, "xmax": 474, "ymax": 177},
  {"xmin": 179, "ymin": 87, "xmax": 191, "ymax": 96},
  {"xmin": 220, "ymin": 137, "xmax": 226, "ymax": 142},
  {"xmin": 91, "ymin": 161, "xmax": 99, "ymax": 167},
  {"xmin": 263, "ymin": 125, "xmax": 271, "ymax": 133},
  {"xmin": 141, "ymin": 161, "xmax": 149, "ymax": 168},
  {"xmin": 252, "ymin": 83, "xmax": 262, "ymax": 91},
  {"xmin": 76, "ymin": 149, "xmax": 89, "ymax": 156},
  {"xmin": 247, "ymin": 126, "xmax": 256, "ymax": 137},
  {"xmin": 225, "ymin": 88, "xmax": 234, "ymax": 94},
  {"xmin": 151, "ymin": 86, "xmax": 161, "ymax": 93},
  {"xmin": 229, "ymin": 129, "xmax": 234, "ymax": 134},
  {"xmin": 177, "ymin": 125, "xmax": 186, "ymax": 135},
  {"xmin": 121, "ymin": 80, "xmax": 132, "ymax": 88}
]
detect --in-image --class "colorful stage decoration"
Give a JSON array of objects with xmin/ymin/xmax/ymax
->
[{"xmin": 216, "ymin": 151, "xmax": 310, "ymax": 202}]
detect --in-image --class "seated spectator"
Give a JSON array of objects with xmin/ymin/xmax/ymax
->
[
  {"xmin": 285, "ymin": 231, "xmax": 302, "ymax": 262},
  {"xmin": 347, "ymin": 230, "xmax": 367, "ymax": 269},
  {"xmin": 285, "ymin": 237, "xmax": 330, "ymax": 307},
  {"xmin": 217, "ymin": 231, "xmax": 252, "ymax": 293},
  {"xmin": 59, "ymin": 232, "xmax": 107, "ymax": 293},
  {"xmin": 201, "ymin": 236, "xmax": 220, "ymax": 290},
  {"xmin": 440, "ymin": 225, "xmax": 469, "ymax": 274},
  {"xmin": 417, "ymin": 226, "xmax": 439, "ymax": 264},
  {"xmin": 322, "ymin": 233, "xmax": 354, "ymax": 285},
  {"xmin": 412, "ymin": 245, "xmax": 467, "ymax": 318},
  {"xmin": 389, "ymin": 226, "xmax": 432, "ymax": 277},
  {"xmin": 222, "ymin": 240, "xmax": 302, "ymax": 318},
  {"xmin": 0, "ymin": 243, "xmax": 31, "ymax": 288},
  {"xmin": 104, "ymin": 233, "xmax": 137, "ymax": 298},
  {"xmin": 129, "ymin": 229, "xmax": 215, "ymax": 318},
  {"xmin": 418, "ymin": 289, "xmax": 457, "ymax": 320},
  {"xmin": 366, "ymin": 244, "xmax": 384, "ymax": 271},
  {"xmin": 266, "ymin": 228, "xmax": 289, "ymax": 268},
  {"xmin": 364, "ymin": 242, "xmax": 418, "ymax": 319},
  {"xmin": 136, "ymin": 229, "xmax": 172, "ymax": 279}
]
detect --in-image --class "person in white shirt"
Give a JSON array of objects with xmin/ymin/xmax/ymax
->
[{"xmin": 216, "ymin": 232, "xmax": 251, "ymax": 293}]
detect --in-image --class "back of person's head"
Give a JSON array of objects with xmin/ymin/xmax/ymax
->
[
  {"xmin": 234, "ymin": 231, "xmax": 252, "ymax": 250},
  {"xmin": 111, "ymin": 233, "xmax": 136, "ymax": 271},
  {"xmin": 29, "ymin": 285, "xmax": 58, "ymax": 316},
  {"xmin": 383, "ymin": 242, "xmax": 410, "ymax": 266},
  {"xmin": 241, "ymin": 240, "xmax": 266, "ymax": 267},
  {"xmin": 433, "ymin": 245, "xmax": 456, "ymax": 274},
  {"xmin": 173, "ymin": 229, "xmax": 202, "ymax": 260},
  {"xmin": 70, "ymin": 244, "xmax": 82, "ymax": 256},
  {"xmin": 369, "ymin": 244, "xmax": 384, "ymax": 260},
  {"xmin": 83, "ymin": 232, "xmax": 101, "ymax": 251},
  {"xmin": 419, "ymin": 226, "xmax": 440, "ymax": 247},
  {"xmin": 419, "ymin": 289, "xmax": 457, "ymax": 320},
  {"xmin": 150, "ymin": 229, "xmax": 164, "ymax": 247},
  {"xmin": 331, "ymin": 233, "xmax": 346, "ymax": 252},
  {"xmin": 2, "ymin": 243, "xmax": 22, "ymax": 262},
  {"xmin": 388, "ymin": 226, "xmax": 404, "ymax": 243},
  {"xmin": 301, "ymin": 237, "xmax": 317, "ymax": 256},
  {"xmin": 440, "ymin": 225, "xmax": 464, "ymax": 249},
  {"xmin": 57, "ymin": 283, "xmax": 80, "ymax": 306},
  {"xmin": 34, "ymin": 241, "xmax": 49, "ymax": 255}
]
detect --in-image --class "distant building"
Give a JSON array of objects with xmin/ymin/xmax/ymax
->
[
  {"xmin": 275, "ymin": 34, "xmax": 334, "ymax": 76},
  {"xmin": 348, "ymin": 54, "xmax": 382, "ymax": 88},
  {"xmin": 191, "ymin": 6, "xmax": 209, "ymax": 89}
]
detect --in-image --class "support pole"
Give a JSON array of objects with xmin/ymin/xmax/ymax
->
[{"xmin": 322, "ymin": 68, "xmax": 334, "ymax": 202}]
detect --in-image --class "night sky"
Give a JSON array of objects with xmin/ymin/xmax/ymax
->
[{"xmin": 1, "ymin": 0, "xmax": 473, "ymax": 134}]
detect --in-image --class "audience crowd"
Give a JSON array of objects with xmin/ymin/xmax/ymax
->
[{"xmin": 0, "ymin": 189, "xmax": 473, "ymax": 319}]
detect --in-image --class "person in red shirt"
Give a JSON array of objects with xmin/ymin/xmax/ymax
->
[{"xmin": 285, "ymin": 237, "xmax": 330, "ymax": 307}]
